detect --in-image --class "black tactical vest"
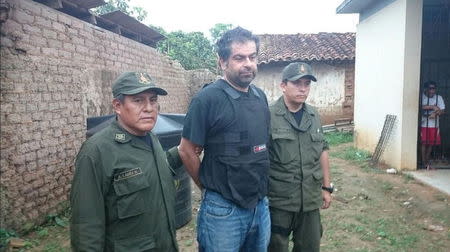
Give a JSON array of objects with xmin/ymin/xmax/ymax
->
[{"xmin": 200, "ymin": 80, "xmax": 270, "ymax": 209}]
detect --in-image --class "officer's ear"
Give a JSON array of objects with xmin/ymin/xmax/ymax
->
[
  {"xmin": 112, "ymin": 98, "xmax": 122, "ymax": 115},
  {"xmin": 280, "ymin": 80, "xmax": 287, "ymax": 92}
]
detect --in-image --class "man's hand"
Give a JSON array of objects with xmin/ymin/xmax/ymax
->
[
  {"xmin": 321, "ymin": 190, "xmax": 332, "ymax": 209},
  {"xmin": 194, "ymin": 146, "xmax": 203, "ymax": 156}
]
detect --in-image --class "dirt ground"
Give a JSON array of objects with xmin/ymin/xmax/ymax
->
[
  {"xmin": 18, "ymin": 143, "xmax": 450, "ymax": 251},
  {"xmin": 176, "ymin": 142, "xmax": 450, "ymax": 252}
]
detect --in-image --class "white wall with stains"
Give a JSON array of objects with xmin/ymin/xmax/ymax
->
[{"xmin": 255, "ymin": 62, "xmax": 353, "ymax": 125}]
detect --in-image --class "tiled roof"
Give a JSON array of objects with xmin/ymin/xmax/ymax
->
[{"xmin": 257, "ymin": 32, "xmax": 355, "ymax": 64}]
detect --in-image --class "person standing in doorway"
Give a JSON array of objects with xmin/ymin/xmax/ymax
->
[
  {"xmin": 178, "ymin": 27, "xmax": 271, "ymax": 251},
  {"xmin": 268, "ymin": 62, "xmax": 332, "ymax": 252},
  {"xmin": 421, "ymin": 80, "xmax": 445, "ymax": 170}
]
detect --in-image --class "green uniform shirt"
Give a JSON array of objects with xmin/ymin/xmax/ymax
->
[
  {"xmin": 70, "ymin": 120, "xmax": 179, "ymax": 251},
  {"xmin": 268, "ymin": 97, "xmax": 329, "ymax": 212}
]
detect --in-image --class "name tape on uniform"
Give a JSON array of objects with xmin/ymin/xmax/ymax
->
[{"xmin": 114, "ymin": 167, "xmax": 142, "ymax": 181}]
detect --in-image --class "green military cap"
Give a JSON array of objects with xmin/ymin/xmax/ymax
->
[
  {"xmin": 112, "ymin": 72, "xmax": 168, "ymax": 97},
  {"xmin": 282, "ymin": 62, "xmax": 317, "ymax": 82}
]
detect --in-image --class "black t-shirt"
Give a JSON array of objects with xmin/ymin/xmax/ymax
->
[
  {"xmin": 291, "ymin": 107, "xmax": 304, "ymax": 126},
  {"xmin": 136, "ymin": 134, "xmax": 153, "ymax": 148},
  {"xmin": 182, "ymin": 80, "xmax": 265, "ymax": 146}
]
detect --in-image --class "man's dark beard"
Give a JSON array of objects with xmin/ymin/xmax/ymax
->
[
  {"xmin": 234, "ymin": 80, "xmax": 251, "ymax": 89},
  {"xmin": 230, "ymin": 73, "xmax": 255, "ymax": 89}
]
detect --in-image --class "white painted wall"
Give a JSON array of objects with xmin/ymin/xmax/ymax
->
[
  {"xmin": 255, "ymin": 62, "xmax": 349, "ymax": 124},
  {"xmin": 353, "ymin": 0, "xmax": 422, "ymax": 170}
]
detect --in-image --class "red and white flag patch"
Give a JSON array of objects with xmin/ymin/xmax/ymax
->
[{"xmin": 253, "ymin": 144, "xmax": 267, "ymax": 153}]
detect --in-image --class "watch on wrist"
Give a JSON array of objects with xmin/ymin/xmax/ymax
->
[{"xmin": 322, "ymin": 185, "xmax": 334, "ymax": 194}]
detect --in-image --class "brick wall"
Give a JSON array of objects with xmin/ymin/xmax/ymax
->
[
  {"xmin": 186, "ymin": 69, "xmax": 218, "ymax": 97},
  {"xmin": 0, "ymin": 0, "xmax": 210, "ymax": 231}
]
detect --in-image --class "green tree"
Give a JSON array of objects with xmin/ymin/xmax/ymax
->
[
  {"xmin": 157, "ymin": 31, "xmax": 217, "ymax": 72},
  {"xmin": 92, "ymin": 0, "xmax": 147, "ymax": 21},
  {"xmin": 209, "ymin": 23, "xmax": 233, "ymax": 45},
  {"xmin": 92, "ymin": 0, "xmax": 233, "ymax": 73},
  {"xmin": 155, "ymin": 23, "xmax": 233, "ymax": 72}
]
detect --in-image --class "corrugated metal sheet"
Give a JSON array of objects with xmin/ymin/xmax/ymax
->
[
  {"xmin": 99, "ymin": 10, "xmax": 165, "ymax": 45},
  {"xmin": 33, "ymin": 1, "xmax": 164, "ymax": 47},
  {"xmin": 64, "ymin": 0, "xmax": 105, "ymax": 9}
]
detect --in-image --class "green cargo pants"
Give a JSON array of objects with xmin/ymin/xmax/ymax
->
[{"xmin": 268, "ymin": 207, "xmax": 323, "ymax": 252}]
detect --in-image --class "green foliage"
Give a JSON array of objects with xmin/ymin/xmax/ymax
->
[
  {"xmin": 92, "ymin": 0, "xmax": 148, "ymax": 21},
  {"xmin": 95, "ymin": 0, "xmax": 233, "ymax": 72},
  {"xmin": 155, "ymin": 23, "xmax": 234, "ymax": 72},
  {"xmin": 209, "ymin": 23, "xmax": 233, "ymax": 44},
  {"xmin": 36, "ymin": 227, "xmax": 49, "ymax": 238},
  {"xmin": 157, "ymin": 31, "xmax": 217, "ymax": 72},
  {"xmin": 324, "ymin": 131, "xmax": 353, "ymax": 146},
  {"xmin": 0, "ymin": 228, "xmax": 17, "ymax": 247},
  {"xmin": 46, "ymin": 213, "xmax": 69, "ymax": 228}
]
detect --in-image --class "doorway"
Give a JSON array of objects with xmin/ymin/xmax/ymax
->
[{"xmin": 418, "ymin": 1, "xmax": 450, "ymax": 169}]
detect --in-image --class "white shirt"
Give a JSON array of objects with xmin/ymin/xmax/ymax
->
[{"xmin": 421, "ymin": 93, "xmax": 445, "ymax": 128}]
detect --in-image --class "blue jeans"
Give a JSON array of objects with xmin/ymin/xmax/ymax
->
[{"xmin": 197, "ymin": 190, "xmax": 270, "ymax": 252}]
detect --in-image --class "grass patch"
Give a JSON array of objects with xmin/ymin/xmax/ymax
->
[
  {"xmin": 325, "ymin": 131, "xmax": 353, "ymax": 146},
  {"xmin": 330, "ymin": 146, "xmax": 371, "ymax": 164},
  {"xmin": 43, "ymin": 241, "xmax": 65, "ymax": 252},
  {"xmin": 381, "ymin": 182, "xmax": 394, "ymax": 192},
  {"xmin": 401, "ymin": 173, "xmax": 415, "ymax": 183}
]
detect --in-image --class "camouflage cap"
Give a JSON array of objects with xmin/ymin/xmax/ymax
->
[
  {"xmin": 282, "ymin": 62, "xmax": 317, "ymax": 82},
  {"xmin": 112, "ymin": 72, "xmax": 168, "ymax": 97}
]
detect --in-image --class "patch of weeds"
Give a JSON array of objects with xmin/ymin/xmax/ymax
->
[
  {"xmin": 46, "ymin": 213, "xmax": 69, "ymax": 228},
  {"xmin": 325, "ymin": 132, "xmax": 353, "ymax": 146},
  {"xmin": 360, "ymin": 163, "xmax": 381, "ymax": 173},
  {"xmin": 355, "ymin": 215, "xmax": 370, "ymax": 225},
  {"xmin": 0, "ymin": 228, "xmax": 17, "ymax": 248},
  {"xmin": 381, "ymin": 182, "xmax": 394, "ymax": 192},
  {"xmin": 22, "ymin": 240, "xmax": 35, "ymax": 250},
  {"xmin": 402, "ymin": 173, "xmax": 415, "ymax": 183},
  {"xmin": 36, "ymin": 227, "xmax": 49, "ymax": 238},
  {"xmin": 43, "ymin": 241, "xmax": 65, "ymax": 252},
  {"xmin": 395, "ymin": 234, "xmax": 418, "ymax": 248},
  {"xmin": 331, "ymin": 147, "xmax": 371, "ymax": 164},
  {"xmin": 322, "ymin": 233, "xmax": 348, "ymax": 249}
]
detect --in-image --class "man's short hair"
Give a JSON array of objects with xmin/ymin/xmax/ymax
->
[
  {"xmin": 424, "ymin": 80, "xmax": 437, "ymax": 88},
  {"xmin": 215, "ymin": 26, "xmax": 260, "ymax": 61}
]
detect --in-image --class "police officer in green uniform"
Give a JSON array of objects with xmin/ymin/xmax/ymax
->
[
  {"xmin": 268, "ymin": 62, "xmax": 333, "ymax": 252},
  {"xmin": 70, "ymin": 72, "xmax": 180, "ymax": 251}
]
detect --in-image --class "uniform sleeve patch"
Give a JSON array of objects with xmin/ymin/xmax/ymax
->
[{"xmin": 114, "ymin": 167, "xmax": 142, "ymax": 181}]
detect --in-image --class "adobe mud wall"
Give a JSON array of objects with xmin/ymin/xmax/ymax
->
[{"xmin": 0, "ymin": 0, "xmax": 215, "ymax": 230}]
